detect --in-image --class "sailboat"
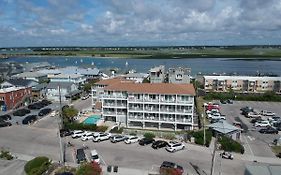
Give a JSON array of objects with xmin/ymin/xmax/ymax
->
[
  {"xmin": 125, "ymin": 61, "xmax": 128, "ymax": 67},
  {"xmin": 91, "ymin": 62, "xmax": 95, "ymax": 66},
  {"xmin": 80, "ymin": 59, "xmax": 83, "ymax": 63}
]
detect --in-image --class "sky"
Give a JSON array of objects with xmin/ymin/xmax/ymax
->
[{"xmin": 1, "ymin": 0, "xmax": 281, "ymax": 47}]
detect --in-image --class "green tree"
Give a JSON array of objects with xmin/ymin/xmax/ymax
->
[
  {"xmin": 62, "ymin": 106, "xmax": 78, "ymax": 121},
  {"xmin": 143, "ymin": 132, "xmax": 155, "ymax": 139},
  {"xmin": 76, "ymin": 162, "xmax": 102, "ymax": 175}
]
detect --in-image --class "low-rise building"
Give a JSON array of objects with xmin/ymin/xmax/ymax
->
[
  {"xmin": 203, "ymin": 75, "xmax": 281, "ymax": 93},
  {"xmin": 0, "ymin": 85, "xmax": 32, "ymax": 111},
  {"xmin": 168, "ymin": 67, "xmax": 191, "ymax": 84},
  {"xmin": 1, "ymin": 79, "xmax": 38, "ymax": 88},
  {"xmin": 101, "ymin": 81, "xmax": 195, "ymax": 131},
  {"xmin": 46, "ymin": 82, "xmax": 79, "ymax": 102},
  {"xmin": 49, "ymin": 74, "xmax": 86, "ymax": 84},
  {"xmin": 208, "ymin": 121, "xmax": 242, "ymax": 140},
  {"xmin": 11, "ymin": 72, "xmax": 48, "ymax": 83}
]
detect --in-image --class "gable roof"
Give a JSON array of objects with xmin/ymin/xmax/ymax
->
[
  {"xmin": 208, "ymin": 121, "xmax": 241, "ymax": 134},
  {"xmin": 6, "ymin": 79, "xmax": 38, "ymax": 87}
]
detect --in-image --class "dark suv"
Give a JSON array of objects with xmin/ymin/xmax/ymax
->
[
  {"xmin": 152, "ymin": 140, "xmax": 168, "ymax": 149},
  {"xmin": 139, "ymin": 138, "xmax": 155, "ymax": 146},
  {"xmin": 22, "ymin": 115, "xmax": 37, "ymax": 125},
  {"xmin": 160, "ymin": 161, "xmax": 184, "ymax": 175},
  {"xmin": 76, "ymin": 148, "xmax": 86, "ymax": 164}
]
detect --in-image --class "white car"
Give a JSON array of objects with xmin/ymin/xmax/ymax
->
[
  {"xmin": 124, "ymin": 136, "xmax": 139, "ymax": 144},
  {"xmin": 81, "ymin": 132, "xmax": 95, "ymax": 141},
  {"xmin": 255, "ymin": 120, "xmax": 271, "ymax": 127},
  {"xmin": 93, "ymin": 133, "xmax": 111, "ymax": 142},
  {"xmin": 90, "ymin": 149, "xmax": 100, "ymax": 164},
  {"xmin": 82, "ymin": 95, "xmax": 89, "ymax": 100},
  {"xmin": 72, "ymin": 130, "xmax": 85, "ymax": 139},
  {"xmin": 260, "ymin": 110, "xmax": 275, "ymax": 116},
  {"xmin": 211, "ymin": 114, "xmax": 226, "ymax": 120},
  {"xmin": 247, "ymin": 112, "xmax": 261, "ymax": 118},
  {"xmin": 165, "ymin": 141, "xmax": 185, "ymax": 153}
]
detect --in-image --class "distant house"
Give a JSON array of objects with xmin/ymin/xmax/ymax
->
[
  {"xmin": 124, "ymin": 73, "xmax": 149, "ymax": 83},
  {"xmin": 46, "ymin": 82, "xmax": 80, "ymax": 102},
  {"xmin": 23, "ymin": 62, "xmax": 51, "ymax": 72},
  {"xmin": 59, "ymin": 66, "xmax": 100, "ymax": 79},
  {"xmin": 168, "ymin": 67, "xmax": 191, "ymax": 84},
  {"xmin": 11, "ymin": 72, "xmax": 48, "ymax": 83},
  {"xmin": 49, "ymin": 74, "xmax": 86, "ymax": 84},
  {"xmin": 208, "ymin": 121, "xmax": 242, "ymax": 140},
  {"xmin": 149, "ymin": 65, "xmax": 165, "ymax": 83},
  {"xmin": 2, "ymin": 79, "xmax": 38, "ymax": 88},
  {"xmin": 32, "ymin": 83, "xmax": 48, "ymax": 99}
]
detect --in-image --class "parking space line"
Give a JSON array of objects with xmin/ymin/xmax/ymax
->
[{"xmin": 244, "ymin": 135, "xmax": 255, "ymax": 160}]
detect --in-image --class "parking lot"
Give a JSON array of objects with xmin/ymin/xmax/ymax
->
[{"xmin": 219, "ymin": 101, "xmax": 281, "ymax": 158}]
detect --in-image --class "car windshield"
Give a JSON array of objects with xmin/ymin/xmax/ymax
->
[{"xmin": 92, "ymin": 155, "xmax": 99, "ymax": 159}]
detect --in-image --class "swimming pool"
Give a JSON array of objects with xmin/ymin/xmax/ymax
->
[{"xmin": 83, "ymin": 115, "xmax": 101, "ymax": 125}]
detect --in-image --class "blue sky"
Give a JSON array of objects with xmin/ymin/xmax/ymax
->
[{"xmin": 1, "ymin": 0, "xmax": 281, "ymax": 47}]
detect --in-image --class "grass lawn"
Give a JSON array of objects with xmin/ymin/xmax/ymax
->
[{"xmin": 271, "ymin": 146, "xmax": 281, "ymax": 154}]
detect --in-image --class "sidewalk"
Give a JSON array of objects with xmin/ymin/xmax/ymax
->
[{"xmin": 101, "ymin": 166, "xmax": 151, "ymax": 175}]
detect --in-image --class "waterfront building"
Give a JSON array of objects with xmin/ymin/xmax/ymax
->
[
  {"xmin": 203, "ymin": 75, "xmax": 281, "ymax": 93},
  {"xmin": 100, "ymin": 81, "xmax": 195, "ymax": 131},
  {"xmin": 168, "ymin": 67, "xmax": 191, "ymax": 84},
  {"xmin": 149, "ymin": 65, "xmax": 165, "ymax": 83},
  {"xmin": 11, "ymin": 72, "xmax": 48, "ymax": 83}
]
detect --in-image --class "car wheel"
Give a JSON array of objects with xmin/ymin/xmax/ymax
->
[
  {"xmin": 182, "ymin": 146, "xmax": 185, "ymax": 150},
  {"xmin": 98, "ymin": 139, "xmax": 100, "ymax": 142},
  {"xmin": 172, "ymin": 149, "xmax": 176, "ymax": 153}
]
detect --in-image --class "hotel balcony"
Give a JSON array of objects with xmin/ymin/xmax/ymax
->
[
  {"xmin": 128, "ymin": 107, "xmax": 143, "ymax": 112},
  {"xmin": 103, "ymin": 111, "xmax": 115, "ymax": 115},
  {"xmin": 103, "ymin": 94, "xmax": 127, "ymax": 99}
]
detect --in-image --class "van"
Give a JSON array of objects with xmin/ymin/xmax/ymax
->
[
  {"xmin": 76, "ymin": 148, "xmax": 86, "ymax": 164},
  {"xmin": 90, "ymin": 150, "xmax": 100, "ymax": 164}
]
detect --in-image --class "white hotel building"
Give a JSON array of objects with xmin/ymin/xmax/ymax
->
[{"xmin": 98, "ymin": 80, "xmax": 196, "ymax": 131}]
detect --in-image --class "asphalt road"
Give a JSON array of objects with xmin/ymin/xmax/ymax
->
[
  {"xmin": 72, "ymin": 97, "xmax": 92, "ymax": 112},
  {"xmin": 0, "ymin": 159, "xmax": 26, "ymax": 175},
  {"xmin": 219, "ymin": 101, "xmax": 281, "ymax": 158}
]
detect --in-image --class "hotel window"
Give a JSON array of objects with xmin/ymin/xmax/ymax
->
[{"xmin": 0, "ymin": 97, "xmax": 4, "ymax": 101}]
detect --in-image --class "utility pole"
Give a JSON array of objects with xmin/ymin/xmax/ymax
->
[
  {"xmin": 58, "ymin": 85, "xmax": 64, "ymax": 165},
  {"xmin": 210, "ymin": 136, "xmax": 217, "ymax": 175},
  {"xmin": 202, "ymin": 114, "xmax": 206, "ymax": 146}
]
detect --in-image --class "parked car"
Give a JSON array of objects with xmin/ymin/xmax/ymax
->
[
  {"xmin": 255, "ymin": 120, "xmax": 271, "ymax": 127},
  {"xmin": 90, "ymin": 149, "xmax": 100, "ymax": 164},
  {"xmin": 124, "ymin": 136, "xmax": 139, "ymax": 144},
  {"xmin": 81, "ymin": 132, "xmax": 95, "ymax": 141},
  {"xmin": 22, "ymin": 115, "xmax": 37, "ymax": 125},
  {"xmin": 0, "ymin": 121, "xmax": 12, "ymax": 127},
  {"xmin": 38, "ymin": 108, "xmax": 52, "ymax": 116},
  {"xmin": 211, "ymin": 114, "xmax": 226, "ymax": 120},
  {"xmin": 152, "ymin": 140, "xmax": 168, "ymax": 149},
  {"xmin": 247, "ymin": 112, "xmax": 261, "ymax": 118},
  {"xmin": 241, "ymin": 106, "xmax": 254, "ymax": 116},
  {"xmin": 220, "ymin": 151, "xmax": 233, "ymax": 160},
  {"xmin": 13, "ymin": 108, "xmax": 30, "ymax": 116},
  {"xmin": 227, "ymin": 99, "xmax": 233, "ymax": 104},
  {"xmin": 260, "ymin": 110, "xmax": 275, "ymax": 116},
  {"xmin": 72, "ymin": 130, "xmax": 85, "ymax": 138},
  {"xmin": 259, "ymin": 127, "xmax": 279, "ymax": 134},
  {"xmin": 41, "ymin": 99, "xmax": 52, "ymax": 106},
  {"xmin": 220, "ymin": 99, "xmax": 227, "ymax": 104},
  {"xmin": 159, "ymin": 161, "xmax": 184, "ymax": 175},
  {"xmin": 110, "ymin": 135, "xmax": 127, "ymax": 143},
  {"xmin": 250, "ymin": 117, "xmax": 262, "ymax": 124},
  {"xmin": 139, "ymin": 138, "xmax": 155, "ymax": 146},
  {"xmin": 0, "ymin": 114, "xmax": 11, "ymax": 121},
  {"xmin": 76, "ymin": 148, "xmax": 86, "ymax": 164},
  {"xmin": 165, "ymin": 141, "xmax": 185, "ymax": 153},
  {"xmin": 269, "ymin": 116, "xmax": 281, "ymax": 123},
  {"xmin": 60, "ymin": 129, "xmax": 73, "ymax": 137},
  {"xmin": 93, "ymin": 133, "xmax": 111, "ymax": 142}
]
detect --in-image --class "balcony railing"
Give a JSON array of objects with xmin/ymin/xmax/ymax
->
[{"xmin": 103, "ymin": 111, "xmax": 115, "ymax": 115}]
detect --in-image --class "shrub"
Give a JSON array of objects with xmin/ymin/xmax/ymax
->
[
  {"xmin": 191, "ymin": 130, "xmax": 212, "ymax": 147},
  {"xmin": 162, "ymin": 133, "xmax": 176, "ymax": 140},
  {"xmin": 218, "ymin": 136, "xmax": 244, "ymax": 154},
  {"xmin": 24, "ymin": 156, "xmax": 51, "ymax": 175},
  {"xmin": 143, "ymin": 132, "xmax": 156, "ymax": 139},
  {"xmin": 64, "ymin": 122, "xmax": 108, "ymax": 132},
  {"xmin": 76, "ymin": 162, "xmax": 102, "ymax": 175},
  {"xmin": 0, "ymin": 150, "xmax": 13, "ymax": 160},
  {"xmin": 109, "ymin": 127, "xmax": 124, "ymax": 134}
]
